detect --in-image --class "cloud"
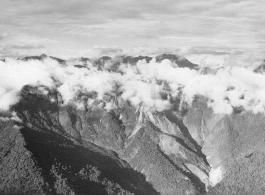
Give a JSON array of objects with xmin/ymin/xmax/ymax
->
[
  {"xmin": 185, "ymin": 54, "xmax": 230, "ymax": 68},
  {"xmin": 0, "ymin": 58, "xmax": 58, "ymax": 109},
  {"xmin": 86, "ymin": 45, "xmax": 178, "ymax": 58},
  {"xmin": 0, "ymin": 44, "xmax": 45, "ymax": 58},
  {"xmin": 185, "ymin": 50, "xmax": 264, "ymax": 68},
  {"xmin": 1, "ymin": 53, "xmax": 265, "ymax": 115},
  {"xmin": 10, "ymin": 44, "xmax": 44, "ymax": 50},
  {"xmin": 86, "ymin": 46, "xmax": 123, "ymax": 59},
  {"xmin": 0, "ymin": 0, "xmax": 264, "ymax": 60},
  {"xmin": 0, "ymin": 33, "xmax": 52, "ymax": 58},
  {"xmin": 0, "ymin": 35, "xmax": 4, "ymax": 41}
]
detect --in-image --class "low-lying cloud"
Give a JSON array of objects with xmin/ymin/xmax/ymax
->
[{"xmin": 1, "ymin": 56, "xmax": 265, "ymax": 114}]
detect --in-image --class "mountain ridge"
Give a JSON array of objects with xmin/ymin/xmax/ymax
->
[{"xmin": 1, "ymin": 54, "xmax": 265, "ymax": 194}]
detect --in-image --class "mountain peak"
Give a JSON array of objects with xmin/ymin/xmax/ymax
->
[{"xmin": 40, "ymin": 53, "xmax": 47, "ymax": 58}]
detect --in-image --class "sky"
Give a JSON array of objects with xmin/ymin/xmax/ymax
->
[{"xmin": 1, "ymin": 0, "xmax": 265, "ymax": 67}]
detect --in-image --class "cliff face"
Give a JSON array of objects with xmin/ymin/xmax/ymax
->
[{"xmin": 1, "ymin": 55, "xmax": 265, "ymax": 195}]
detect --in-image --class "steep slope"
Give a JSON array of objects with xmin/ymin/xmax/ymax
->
[
  {"xmin": 0, "ymin": 86, "xmax": 160, "ymax": 195},
  {"xmin": 0, "ymin": 121, "xmax": 48, "ymax": 195},
  {"xmin": 183, "ymin": 97, "xmax": 265, "ymax": 194},
  {"xmin": 5, "ymin": 86, "xmax": 212, "ymax": 195},
  {"xmin": 8, "ymin": 86, "xmax": 265, "ymax": 195}
]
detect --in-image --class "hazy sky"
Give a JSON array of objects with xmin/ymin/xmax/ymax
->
[{"xmin": 1, "ymin": 0, "xmax": 265, "ymax": 67}]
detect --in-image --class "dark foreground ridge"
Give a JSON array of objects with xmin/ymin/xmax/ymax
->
[{"xmin": 0, "ymin": 116, "xmax": 160, "ymax": 195}]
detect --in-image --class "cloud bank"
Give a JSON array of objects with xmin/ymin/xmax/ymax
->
[
  {"xmin": 1, "ymin": 0, "xmax": 264, "ymax": 64},
  {"xmin": 1, "ymin": 56, "xmax": 265, "ymax": 114}
]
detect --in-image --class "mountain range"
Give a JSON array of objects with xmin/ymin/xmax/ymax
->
[{"xmin": 1, "ymin": 54, "xmax": 265, "ymax": 195}]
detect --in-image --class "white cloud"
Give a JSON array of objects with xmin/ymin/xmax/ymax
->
[
  {"xmin": 1, "ymin": 55, "xmax": 265, "ymax": 115},
  {"xmin": 0, "ymin": 0, "xmax": 264, "ymax": 60},
  {"xmin": 186, "ymin": 54, "xmax": 229, "ymax": 68}
]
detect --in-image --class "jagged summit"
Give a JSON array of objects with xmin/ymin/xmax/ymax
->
[
  {"xmin": 40, "ymin": 53, "xmax": 47, "ymax": 58},
  {"xmin": 253, "ymin": 59, "xmax": 265, "ymax": 73},
  {"xmin": 120, "ymin": 55, "xmax": 152, "ymax": 64},
  {"xmin": 19, "ymin": 54, "xmax": 66, "ymax": 64},
  {"xmin": 15, "ymin": 53, "xmax": 200, "ymax": 70},
  {"xmin": 156, "ymin": 53, "xmax": 199, "ymax": 70},
  {"xmin": 93, "ymin": 53, "xmax": 199, "ymax": 70}
]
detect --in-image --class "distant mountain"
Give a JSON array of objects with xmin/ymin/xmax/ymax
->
[
  {"xmin": 253, "ymin": 59, "xmax": 265, "ymax": 73},
  {"xmin": 94, "ymin": 53, "xmax": 199, "ymax": 71},
  {"xmin": 20, "ymin": 54, "xmax": 66, "ymax": 64},
  {"xmin": 155, "ymin": 53, "xmax": 199, "ymax": 70},
  {"xmin": 17, "ymin": 53, "xmax": 200, "ymax": 71},
  {"xmin": 121, "ymin": 55, "xmax": 153, "ymax": 64}
]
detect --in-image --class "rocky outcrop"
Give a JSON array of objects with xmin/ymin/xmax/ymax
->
[{"xmin": 254, "ymin": 59, "xmax": 265, "ymax": 73}]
